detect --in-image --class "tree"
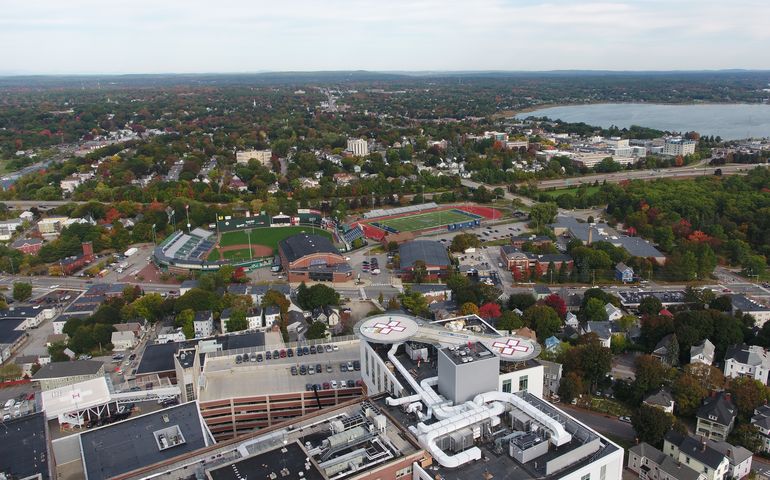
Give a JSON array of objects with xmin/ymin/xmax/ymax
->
[
  {"xmin": 541, "ymin": 294, "xmax": 567, "ymax": 319},
  {"xmin": 582, "ymin": 298, "xmax": 608, "ymax": 322},
  {"xmin": 12, "ymin": 282, "xmax": 32, "ymax": 302},
  {"xmin": 176, "ymin": 309, "xmax": 195, "ymax": 339},
  {"xmin": 496, "ymin": 311, "xmax": 524, "ymax": 333},
  {"xmin": 632, "ymin": 355, "xmax": 674, "ymax": 402},
  {"xmin": 297, "ymin": 283, "xmax": 340, "ymax": 310},
  {"xmin": 684, "ymin": 362, "xmax": 725, "ymax": 391},
  {"xmin": 0, "ymin": 363, "xmax": 22, "ymax": 382},
  {"xmin": 386, "ymin": 296, "xmax": 400, "ymax": 310},
  {"xmin": 709, "ymin": 295, "xmax": 733, "ymax": 312},
  {"xmin": 578, "ymin": 339, "xmax": 613, "ymax": 393},
  {"xmin": 412, "ymin": 260, "xmax": 428, "ymax": 284},
  {"xmin": 306, "ymin": 321, "xmax": 328, "ymax": 340},
  {"xmin": 400, "ymin": 290, "xmax": 429, "ymax": 317},
  {"xmin": 632, "ymin": 404, "xmax": 674, "ymax": 447},
  {"xmin": 529, "ymin": 202, "xmax": 558, "ymax": 229},
  {"xmin": 48, "ymin": 341, "xmax": 70, "ymax": 362},
  {"xmin": 728, "ymin": 377, "xmax": 770, "ymax": 420},
  {"xmin": 129, "ymin": 293, "xmax": 165, "ymax": 322},
  {"xmin": 478, "ymin": 302, "xmax": 501, "ymax": 320},
  {"xmin": 558, "ymin": 372, "xmax": 585, "ymax": 403},
  {"xmin": 226, "ymin": 310, "xmax": 248, "ymax": 332},
  {"xmin": 638, "ymin": 296, "xmax": 663, "ymax": 316},
  {"xmin": 449, "ymin": 233, "xmax": 480, "ymax": 253},
  {"xmin": 461, "ymin": 302, "xmax": 480, "ymax": 316},
  {"xmin": 507, "ymin": 293, "xmax": 536, "ymax": 312},
  {"xmin": 728, "ymin": 424, "xmax": 762, "ymax": 452},
  {"xmin": 672, "ymin": 372, "xmax": 708, "ymax": 416}
]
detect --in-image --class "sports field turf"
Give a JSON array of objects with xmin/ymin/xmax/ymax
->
[
  {"xmin": 221, "ymin": 248, "xmax": 254, "ymax": 261},
  {"xmin": 375, "ymin": 209, "xmax": 476, "ymax": 232},
  {"xmin": 219, "ymin": 226, "xmax": 333, "ymax": 252}
]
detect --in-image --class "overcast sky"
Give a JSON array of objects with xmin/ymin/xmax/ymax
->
[{"xmin": 3, "ymin": 0, "xmax": 769, "ymax": 74}]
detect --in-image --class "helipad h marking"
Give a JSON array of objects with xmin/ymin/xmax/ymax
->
[
  {"xmin": 374, "ymin": 320, "xmax": 406, "ymax": 335},
  {"xmin": 492, "ymin": 338, "xmax": 530, "ymax": 355}
]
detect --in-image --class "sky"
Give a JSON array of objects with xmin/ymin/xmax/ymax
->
[{"xmin": 2, "ymin": 0, "xmax": 769, "ymax": 74}]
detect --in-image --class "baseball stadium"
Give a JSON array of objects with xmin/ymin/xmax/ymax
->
[
  {"xmin": 153, "ymin": 209, "xmax": 337, "ymax": 273},
  {"xmin": 351, "ymin": 202, "xmax": 502, "ymax": 242}
]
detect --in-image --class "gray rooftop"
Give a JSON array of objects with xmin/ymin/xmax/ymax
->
[
  {"xmin": 399, "ymin": 240, "xmax": 451, "ymax": 269},
  {"xmin": 80, "ymin": 402, "xmax": 211, "ymax": 479},
  {"xmin": 32, "ymin": 360, "xmax": 103, "ymax": 380},
  {"xmin": 208, "ymin": 442, "xmax": 324, "ymax": 480},
  {"xmin": 0, "ymin": 317, "xmax": 26, "ymax": 346},
  {"xmin": 697, "ymin": 392, "xmax": 736, "ymax": 426},
  {"xmin": 731, "ymin": 294, "xmax": 770, "ymax": 312},
  {"xmin": 279, "ymin": 234, "xmax": 340, "ymax": 263},
  {"xmin": 0, "ymin": 412, "xmax": 51, "ymax": 480}
]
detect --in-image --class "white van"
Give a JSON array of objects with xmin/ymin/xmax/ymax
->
[{"xmin": 4, "ymin": 399, "xmax": 15, "ymax": 411}]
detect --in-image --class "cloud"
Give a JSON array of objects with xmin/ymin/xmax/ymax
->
[{"xmin": 0, "ymin": 0, "xmax": 768, "ymax": 73}]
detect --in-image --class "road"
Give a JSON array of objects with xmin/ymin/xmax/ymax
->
[{"xmin": 558, "ymin": 404, "xmax": 636, "ymax": 442}]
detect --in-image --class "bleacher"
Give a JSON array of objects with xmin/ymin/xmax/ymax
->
[
  {"xmin": 342, "ymin": 224, "xmax": 365, "ymax": 244},
  {"xmin": 162, "ymin": 231, "xmax": 214, "ymax": 261},
  {"xmin": 362, "ymin": 202, "xmax": 438, "ymax": 219}
]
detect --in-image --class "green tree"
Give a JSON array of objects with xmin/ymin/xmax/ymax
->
[
  {"xmin": 176, "ymin": 309, "xmax": 195, "ymax": 339},
  {"xmin": 48, "ymin": 341, "xmax": 70, "ymax": 362},
  {"xmin": 507, "ymin": 293, "xmax": 536, "ymax": 312},
  {"xmin": 672, "ymin": 372, "xmax": 708, "ymax": 416},
  {"xmin": 400, "ymin": 289, "xmax": 429, "ymax": 317},
  {"xmin": 0, "ymin": 363, "xmax": 22, "ymax": 382},
  {"xmin": 226, "ymin": 310, "xmax": 248, "ymax": 332},
  {"xmin": 728, "ymin": 424, "xmax": 762, "ymax": 452},
  {"xmin": 728, "ymin": 377, "xmax": 770, "ymax": 420},
  {"xmin": 12, "ymin": 282, "xmax": 32, "ymax": 302},
  {"xmin": 306, "ymin": 321, "xmax": 328, "ymax": 340},
  {"xmin": 578, "ymin": 339, "xmax": 613, "ymax": 393},
  {"xmin": 129, "ymin": 293, "xmax": 165, "ymax": 322},
  {"xmin": 632, "ymin": 355, "xmax": 675, "ymax": 401},
  {"xmin": 632, "ymin": 404, "xmax": 674, "ymax": 448},
  {"xmin": 449, "ymin": 233, "xmax": 481, "ymax": 253},
  {"xmin": 558, "ymin": 372, "xmax": 585, "ymax": 403},
  {"xmin": 497, "ymin": 311, "xmax": 524, "ymax": 333},
  {"xmin": 638, "ymin": 296, "xmax": 663, "ymax": 316},
  {"xmin": 529, "ymin": 202, "xmax": 558, "ymax": 229},
  {"xmin": 412, "ymin": 260, "xmax": 428, "ymax": 284},
  {"xmin": 582, "ymin": 298, "xmax": 608, "ymax": 322},
  {"xmin": 523, "ymin": 305, "xmax": 561, "ymax": 340}
]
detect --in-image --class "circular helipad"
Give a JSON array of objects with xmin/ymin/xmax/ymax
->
[
  {"xmin": 356, "ymin": 314, "xmax": 420, "ymax": 344},
  {"xmin": 481, "ymin": 336, "xmax": 541, "ymax": 362}
]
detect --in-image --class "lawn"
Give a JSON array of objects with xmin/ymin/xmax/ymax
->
[
  {"xmin": 540, "ymin": 185, "xmax": 601, "ymax": 198},
  {"xmin": 221, "ymin": 248, "xmax": 255, "ymax": 261},
  {"xmin": 219, "ymin": 226, "xmax": 332, "ymax": 251},
  {"xmin": 376, "ymin": 209, "xmax": 476, "ymax": 232}
]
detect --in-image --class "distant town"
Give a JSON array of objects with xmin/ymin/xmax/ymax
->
[{"xmin": 0, "ymin": 71, "xmax": 770, "ymax": 480}]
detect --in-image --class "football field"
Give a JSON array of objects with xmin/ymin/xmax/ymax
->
[{"xmin": 375, "ymin": 209, "xmax": 476, "ymax": 232}]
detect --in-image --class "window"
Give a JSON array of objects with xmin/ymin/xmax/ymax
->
[
  {"xmin": 502, "ymin": 379, "xmax": 512, "ymax": 393},
  {"xmin": 395, "ymin": 466, "xmax": 413, "ymax": 478},
  {"xmin": 600, "ymin": 465, "xmax": 606, "ymax": 480},
  {"xmin": 581, "ymin": 474, "xmax": 590, "ymax": 480},
  {"xmin": 519, "ymin": 375, "xmax": 529, "ymax": 392}
]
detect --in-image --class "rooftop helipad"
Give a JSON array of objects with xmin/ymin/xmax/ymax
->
[{"xmin": 356, "ymin": 313, "xmax": 540, "ymax": 362}]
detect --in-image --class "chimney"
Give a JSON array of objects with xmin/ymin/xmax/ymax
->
[
  {"xmin": 725, "ymin": 392, "xmax": 732, "ymax": 402},
  {"xmin": 701, "ymin": 438, "xmax": 707, "ymax": 452},
  {"xmin": 82, "ymin": 241, "xmax": 94, "ymax": 260}
]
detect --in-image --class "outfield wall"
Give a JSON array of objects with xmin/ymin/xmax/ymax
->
[{"xmin": 216, "ymin": 210, "xmax": 324, "ymax": 232}]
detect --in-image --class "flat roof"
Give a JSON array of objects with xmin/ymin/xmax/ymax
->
[
  {"xmin": 208, "ymin": 442, "xmax": 324, "ymax": 480},
  {"xmin": 136, "ymin": 333, "xmax": 266, "ymax": 375},
  {"xmin": 80, "ymin": 402, "xmax": 211, "ymax": 480},
  {"xmin": 440, "ymin": 342, "xmax": 497, "ymax": 365},
  {"xmin": 0, "ymin": 317, "xmax": 26, "ymax": 345},
  {"xmin": 0, "ymin": 412, "xmax": 51, "ymax": 480},
  {"xmin": 399, "ymin": 240, "xmax": 451, "ymax": 268},
  {"xmin": 41, "ymin": 376, "xmax": 112, "ymax": 420},
  {"xmin": 33, "ymin": 360, "xmax": 103, "ymax": 380}
]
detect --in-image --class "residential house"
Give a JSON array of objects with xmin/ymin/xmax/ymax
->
[
  {"xmin": 264, "ymin": 305, "xmax": 281, "ymax": 328},
  {"xmin": 408, "ymin": 284, "xmax": 453, "ymax": 302},
  {"xmin": 707, "ymin": 440, "xmax": 752, "ymax": 480},
  {"xmin": 193, "ymin": 311, "xmax": 214, "ymax": 338},
  {"xmin": 0, "ymin": 218, "xmax": 23, "ymax": 241},
  {"xmin": 605, "ymin": 303, "xmax": 623, "ymax": 321},
  {"xmin": 582, "ymin": 321, "xmax": 612, "ymax": 348},
  {"xmin": 111, "ymin": 330, "xmax": 137, "ymax": 351},
  {"xmin": 32, "ymin": 360, "xmax": 105, "ymax": 391},
  {"xmin": 0, "ymin": 305, "xmax": 56, "ymax": 329},
  {"xmin": 179, "ymin": 280, "xmax": 199, "ymax": 296},
  {"xmin": 615, "ymin": 262, "xmax": 634, "ymax": 283},
  {"xmin": 724, "ymin": 343, "xmax": 770, "ymax": 384},
  {"xmin": 565, "ymin": 312, "xmax": 579, "ymax": 329},
  {"xmin": 246, "ymin": 307, "xmax": 263, "ymax": 331},
  {"xmin": 46, "ymin": 333, "xmax": 69, "ymax": 347},
  {"xmin": 652, "ymin": 333, "xmax": 679, "ymax": 366},
  {"xmin": 643, "ymin": 388, "xmax": 675, "ymax": 414},
  {"xmin": 627, "ymin": 442, "xmax": 706, "ymax": 480},
  {"xmin": 533, "ymin": 285, "xmax": 552, "ymax": 300},
  {"xmin": 751, "ymin": 404, "xmax": 770, "ymax": 453},
  {"xmin": 690, "ymin": 339, "xmax": 715, "ymax": 366},
  {"xmin": 696, "ymin": 392, "xmax": 737, "ymax": 442},
  {"xmin": 311, "ymin": 306, "xmax": 340, "ymax": 328},
  {"xmin": 14, "ymin": 355, "xmax": 41, "ymax": 378},
  {"xmin": 730, "ymin": 294, "xmax": 770, "ymax": 326},
  {"xmin": 544, "ymin": 336, "xmax": 560, "ymax": 352},
  {"xmin": 663, "ymin": 431, "xmax": 735, "ymax": 480},
  {"xmin": 539, "ymin": 359, "xmax": 562, "ymax": 399}
]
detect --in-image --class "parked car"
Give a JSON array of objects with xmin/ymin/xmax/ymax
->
[
  {"xmin": 331, "ymin": 380, "xmax": 338, "ymax": 389},
  {"xmin": 309, "ymin": 345, "xmax": 317, "ymax": 354},
  {"xmin": 300, "ymin": 365, "xmax": 307, "ymax": 375},
  {"xmin": 265, "ymin": 351, "xmax": 272, "ymax": 360},
  {"xmin": 287, "ymin": 348, "xmax": 294, "ymax": 357},
  {"xmin": 290, "ymin": 366, "xmax": 298, "ymax": 376},
  {"xmin": 235, "ymin": 354, "xmax": 243, "ymax": 364},
  {"xmin": 323, "ymin": 382, "xmax": 331, "ymax": 390},
  {"xmin": 618, "ymin": 416, "xmax": 631, "ymax": 423},
  {"xmin": 353, "ymin": 360, "xmax": 360, "ymax": 371}
]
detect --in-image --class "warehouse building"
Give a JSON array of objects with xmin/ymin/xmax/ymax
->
[{"xmin": 278, "ymin": 233, "xmax": 352, "ymax": 283}]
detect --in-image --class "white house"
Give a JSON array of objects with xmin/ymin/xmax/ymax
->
[
  {"xmin": 111, "ymin": 331, "xmax": 137, "ymax": 351},
  {"xmin": 193, "ymin": 311, "xmax": 214, "ymax": 338},
  {"xmin": 0, "ymin": 305, "xmax": 56, "ymax": 329},
  {"xmin": 582, "ymin": 321, "xmax": 612, "ymax": 348},
  {"xmin": 263, "ymin": 305, "xmax": 281, "ymax": 329},
  {"xmin": 643, "ymin": 388, "xmax": 675, "ymax": 414},
  {"xmin": 628, "ymin": 442, "xmax": 706, "ymax": 480},
  {"xmin": 730, "ymin": 294, "xmax": 770, "ymax": 326},
  {"xmin": 690, "ymin": 339, "xmax": 715, "ymax": 366},
  {"xmin": 0, "ymin": 218, "xmax": 22, "ymax": 241},
  {"xmin": 723, "ymin": 343, "xmax": 770, "ymax": 385},
  {"xmin": 663, "ymin": 431, "xmax": 730, "ymax": 480},
  {"xmin": 605, "ymin": 303, "xmax": 623, "ymax": 322},
  {"xmin": 751, "ymin": 404, "xmax": 770, "ymax": 453},
  {"xmin": 565, "ymin": 312, "xmax": 579, "ymax": 329}
]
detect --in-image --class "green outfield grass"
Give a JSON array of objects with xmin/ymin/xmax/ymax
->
[
  {"xmin": 218, "ymin": 226, "xmax": 333, "ymax": 252},
  {"xmin": 375, "ymin": 209, "xmax": 477, "ymax": 232},
  {"xmin": 540, "ymin": 185, "xmax": 601, "ymax": 198}
]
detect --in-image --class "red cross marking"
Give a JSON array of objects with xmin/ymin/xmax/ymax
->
[
  {"xmin": 492, "ymin": 338, "xmax": 530, "ymax": 356},
  {"xmin": 374, "ymin": 320, "xmax": 406, "ymax": 335}
]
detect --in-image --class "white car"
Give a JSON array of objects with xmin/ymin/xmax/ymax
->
[
  {"xmin": 49, "ymin": 284, "xmax": 60, "ymax": 289},
  {"xmin": 331, "ymin": 380, "xmax": 338, "ymax": 389}
]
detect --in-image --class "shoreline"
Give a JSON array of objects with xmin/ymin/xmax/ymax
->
[{"xmin": 500, "ymin": 100, "xmax": 769, "ymax": 118}]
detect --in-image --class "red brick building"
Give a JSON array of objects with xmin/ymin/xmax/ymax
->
[
  {"xmin": 278, "ymin": 234, "xmax": 352, "ymax": 283},
  {"xmin": 500, "ymin": 245, "xmax": 573, "ymax": 276},
  {"xmin": 10, "ymin": 238, "xmax": 43, "ymax": 255}
]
